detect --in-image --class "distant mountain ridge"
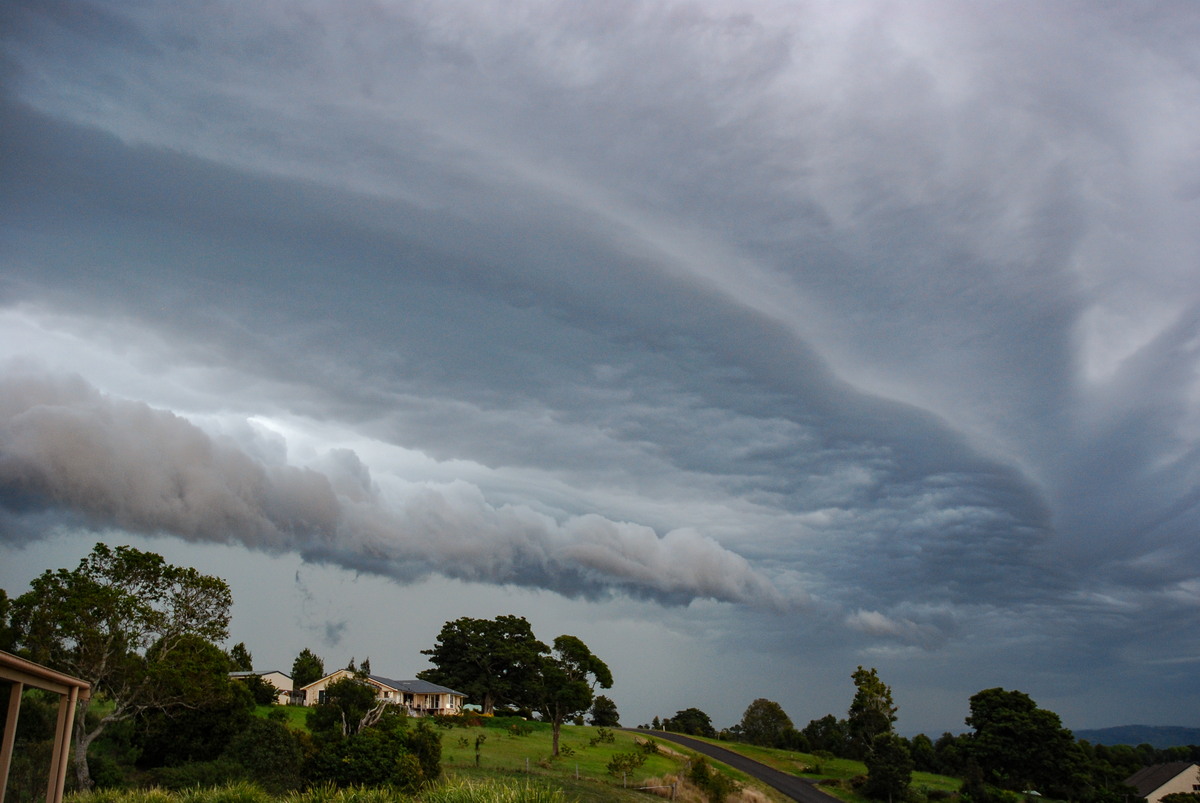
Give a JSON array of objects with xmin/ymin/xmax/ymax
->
[{"xmin": 1073, "ymin": 725, "xmax": 1200, "ymax": 748}]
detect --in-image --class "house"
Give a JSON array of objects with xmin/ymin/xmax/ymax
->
[
  {"xmin": 229, "ymin": 670, "xmax": 294, "ymax": 705},
  {"xmin": 298, "ymin": 669, "xmax": 465, "ymax": 716},
  {"xmin": 1125, "ymin": 762, "xmax": 1200, "ymax": 803}
]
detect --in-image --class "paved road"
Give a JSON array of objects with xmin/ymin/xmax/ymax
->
[{"xmin": 629, "ymin": 730, "xmax": 835, "ymax": 803}]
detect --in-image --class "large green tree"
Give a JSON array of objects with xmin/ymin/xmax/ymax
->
[
  {"xmin": 665, "ymin": 707, "xmax": 717, "ymax": 738},
  {"xmin": 864, "ymin": 732, "xmax": 914, "ymax": 802},
  {"xmin": 964, "ymin": 687, "xmax": 1083, "ymax": 797},
  {"xmin": 418, "ymin": 615, "xmax": 547, "ymax": 714},
  {"xmin": 531, "ymin": 634, "xmax": 613, "ymax": 756},
  {"xmin": 589, "ymin": 694, "xmax": 620, "ymax": 727},
  {"xmin": 848, "ymin": 666, "xmax": 898, "ymax": 758},
  {"xmin": 9, "ymin": 543, "xmax": 232, "ymax": 789},
  {"xmin": 292, "ymin": 647, "xmax": 325, "ymax": 690},
  {"xmin": 737, "ymin": 698, "xmax": 795, "ymax": 747},
  {"xmin": 135, "ymin": 634, "xmax": 254, "ymax": 767},
  {"xmin": 228, "ymin": 642, "xmax": 253, "ymax": 672}
]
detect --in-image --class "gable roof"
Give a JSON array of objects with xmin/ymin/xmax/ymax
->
[
  {"xmin": 229, "ymin": 670, "xmax": 291, "ymax": 679},
  {"xmin": 1125, "ymin": 762, "xmax": 1198, "ymax": 798}
]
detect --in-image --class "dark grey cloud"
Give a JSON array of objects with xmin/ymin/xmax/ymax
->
[{"xmin": 2, "ymin": 0, "xmax": 1200, "ymax": 730}]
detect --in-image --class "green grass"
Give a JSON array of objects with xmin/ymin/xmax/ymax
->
[{"xmin": 252, "ymin": 704, "xmax": 310, "ymax": 731}]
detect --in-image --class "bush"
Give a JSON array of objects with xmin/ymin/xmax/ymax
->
[
  {"xmin": 149, "ymin": 759, "xmax": 249, "ymax": 790},
  {"xmin": 689, "ymin": 758, "xmax": 735, "ymax": 803},
  {"xmin": 606, "ymin": 752, "xmax": 646, "ymax": 776}
]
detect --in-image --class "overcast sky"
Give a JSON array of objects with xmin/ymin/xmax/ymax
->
[{"xmin": 3, "ymin": 0, "xmax": 1200, "ymax": 736}]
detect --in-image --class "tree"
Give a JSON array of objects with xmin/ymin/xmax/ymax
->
[
  {"xmin": 292, "ymin": 647, "xmax": 325, "ymax": 690},
  {"xmin": 964, "ymin": 687, "xmax": 1083, "ymax": 796},
  {"xmin": 134, "ymin": 634, "xmax": 254, "ymax": 768},
  {"xmin": 309, "ymin": 676, "xmax": 389, "ymax": 737},
  {"xmin": 590, "ymin": 695, "xmax": 620, "ymax": 727},
  {"xmin": 803, "ymin": 714, "xmax": 850, "ymax": 756},
  {"xmin": 418, "ymin": 615, "xmax": 548, "ymax": 715},
  {"xmin": 305, "ymin": 709, "xmax": 438, "ymax": 791},
  {"xmin": 531, "ymin": 634, "xmax": 613, "ymax": 756},
  {"xmin": 864, "ymin": 732, "xmax": 914, "ymax": 802},
  {"xmin": 0, "ymin": 589, "xmax": 15, "ymax": 651},
  {"xmin": 229, "ymin": 642, "xmax": 253, "ymax": 671},
  {"xmin": 9, "ymin": 543, "xmax": 232, "ymax": 789},
  {"xmin": 665, "ymin": 707, "xmax": 717, "ymax": 738},
  {"xmin": 738, "ymin": 698, "xmax": 795, "ymax": 747},
  {"xmin": 848, "ymin": 666, "xmax": 897, "ymax": 758}
]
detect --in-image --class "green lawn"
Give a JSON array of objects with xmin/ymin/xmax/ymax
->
[{"xmin": 252, "ymin": 704, "xmax": 310, "ymax": 730}]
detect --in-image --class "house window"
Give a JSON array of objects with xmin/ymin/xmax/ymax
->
[{"xmin": 318, "ymin": 690, "xmax": 327, "ymax": 704}]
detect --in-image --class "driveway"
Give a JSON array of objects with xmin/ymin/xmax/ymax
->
[{"xmin": 630, "ymin": 730, "xmax": 837, "ymax": 803}]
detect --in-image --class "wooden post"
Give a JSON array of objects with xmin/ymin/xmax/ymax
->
[{"xmin": 0, "ymin": 681, "xmax": 25, "ymax": 803}]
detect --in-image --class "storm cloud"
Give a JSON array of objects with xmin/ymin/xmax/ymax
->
[{"xmin": 2, "ymin": 0, "xmax": 1200, "ymax": 731}]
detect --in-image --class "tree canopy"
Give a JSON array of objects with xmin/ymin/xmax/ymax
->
[
  {"xmin": 418, "ymin": 615, "xmax": 547, "ymax": 714},
  {"xmin": 9, "ymin": 542, "xmax": 232, "ymax": 789},
  {"xmin": 848, "ymin": 666, "xmax": 898, "ymax": 757},
  {"xmin": 229, "ymin": 642, "xmax": 253, "ymax": 671},
  {"xmin": 292, "ymin": 647, "xmax": 326, "ymax": 690},
  {"xmin": 590, "ymin": 694, "xmax": 621, "ymax": 727},
  {"xmin": 737, "ymin": 698, "xmax": 795, "ymax": 747},
  {"xmin": 665, "ymin": 707, "xmax": 717, "ymax": 738},
  {"xmin": 864, "ymin": 732, "xmax": 914, "ymax": 802},
  {"xmin": 964, "ymin": 687, "xmax": 1083, "ymax": 796},
  {"xmin": 532, "ymin": 634, "xmax": 613, "ymax": 756}
]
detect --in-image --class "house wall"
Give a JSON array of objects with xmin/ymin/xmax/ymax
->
[
  {"xmin": 297, "ymin": 670, "xmax": 465, "ymax": 715},
  {"xmin": 258, "ymin": 672, "xmax": 293, "ymax": 705},
  {"xmin": 300, "ymin": 669, "xmax": 372, "ymax": 706},
  {"xmin": 1149, "ymin": 766, "xmax": 1200, "ymax": 803}
]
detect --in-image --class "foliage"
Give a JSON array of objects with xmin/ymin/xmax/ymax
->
[
  {"xmin": 135, "ymin": 634, "xmax": 255, "ymax": 767},
  {"xmin": 607, "ymin": 751, "xmax": 647, "ymax": 775},
  {"xmin": 228, "ymin": 642, "xmax": 253, "ymax": 672},
  {"xmin": 238, "ymin": 674, "xmax": 280, "ymax": 705},
  {"xmin": 421, "ymin": 779, "xmax": 570, "ymax": 803},
  {"xmin": 419, "ymin": 615, "xmax": 548, "ymax": 715},
  {"xmin": 223, "ymin": 715, "xmax": 305, "ymax": 792},
  {"xmin": 588, "ymin": 728, "xmax": 616, "ymax": 746},
  {"xmin": 292, "ymin": 648, "xmax": 326, "ymax": 690},
  {"xmin": 964, "ymin": 687, "xmax": 1083, "ymax": 797},
  {"xmin": 589, "ymin": 694, "xmax": 620, "ymax": 727},
  {"xmin": 803, "ymin": 714, "xmax": 850, "ymax": 756},
  {"xmin": 863, "ymin": 732, "xmax": 914, "ymax": 801},
  {"xmin": 848, "ymin": 667, "xmax": 898, "ymax": 758},
  {"xmin": 305, "ymin": 710, "xmax": 439, "ymax": 791},
  {"xmin": 689, "ymin": 757, "xmax": 736, "ymax": 803},
  {"xmin": 735, "ymin": 698, "xmax": 794, "ymax": 748},
  {"xmin": 9, "ymin": 542, "xmax": 232, "ymax": 789},
  {"xmin": 0, "ymin": 588, "xmax": 15, "ymax": 651},
  {"xmin": 309, "ymin": 676, "xmax": 389, "ymax": 738},
  {"xmin": 530, "ymin": 634, "xmax": 613, "ymax": 756},
  {"xmin": 665, "ymin": 708, "xmax": 717, "ymax": 738}
]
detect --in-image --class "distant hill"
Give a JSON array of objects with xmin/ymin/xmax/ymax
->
[{"xmin": 1074, "ymin": 725, "xmax": 1200, "ymax": 748}]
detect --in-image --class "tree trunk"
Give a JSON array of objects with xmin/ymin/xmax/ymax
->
[
  {"xmin": 72, "ymin": 700, "xmax": 96, "ymax": 791},
  {"xmin": 482, "ymin": 692, "xmax": 494, "ymax": 716},
  {"xmin": 551, "ymin": 720, "xmax": 561, "ymax": 756}
]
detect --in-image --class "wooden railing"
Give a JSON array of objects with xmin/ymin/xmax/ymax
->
[{"xmin": 0, "ymin": 651, "xmax": 90, "ymax": 803}]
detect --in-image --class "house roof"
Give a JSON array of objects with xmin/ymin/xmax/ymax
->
[
  {"xmin": 229, "ymin": 670, "xmax": 291, "ymax": 679},
  {"xmin": 296, "ymin": 668, "xmax": 464, "ymax": 697},
  {"xmin": 1125, "ymin": 762, "xmax": 1198, "ymax": 798},
  {"xmin": 367, "ymin": 674, "xmax": 465, "ymax": 697}
]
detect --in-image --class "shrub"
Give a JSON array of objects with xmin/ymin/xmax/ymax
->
[
  {"xmin": 148, "ymin": 759, "xmax": 249, "ymax": 790},
  {"xmin": 606, "ymin": 752, "xmax": 647, "ymax": 776}
]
